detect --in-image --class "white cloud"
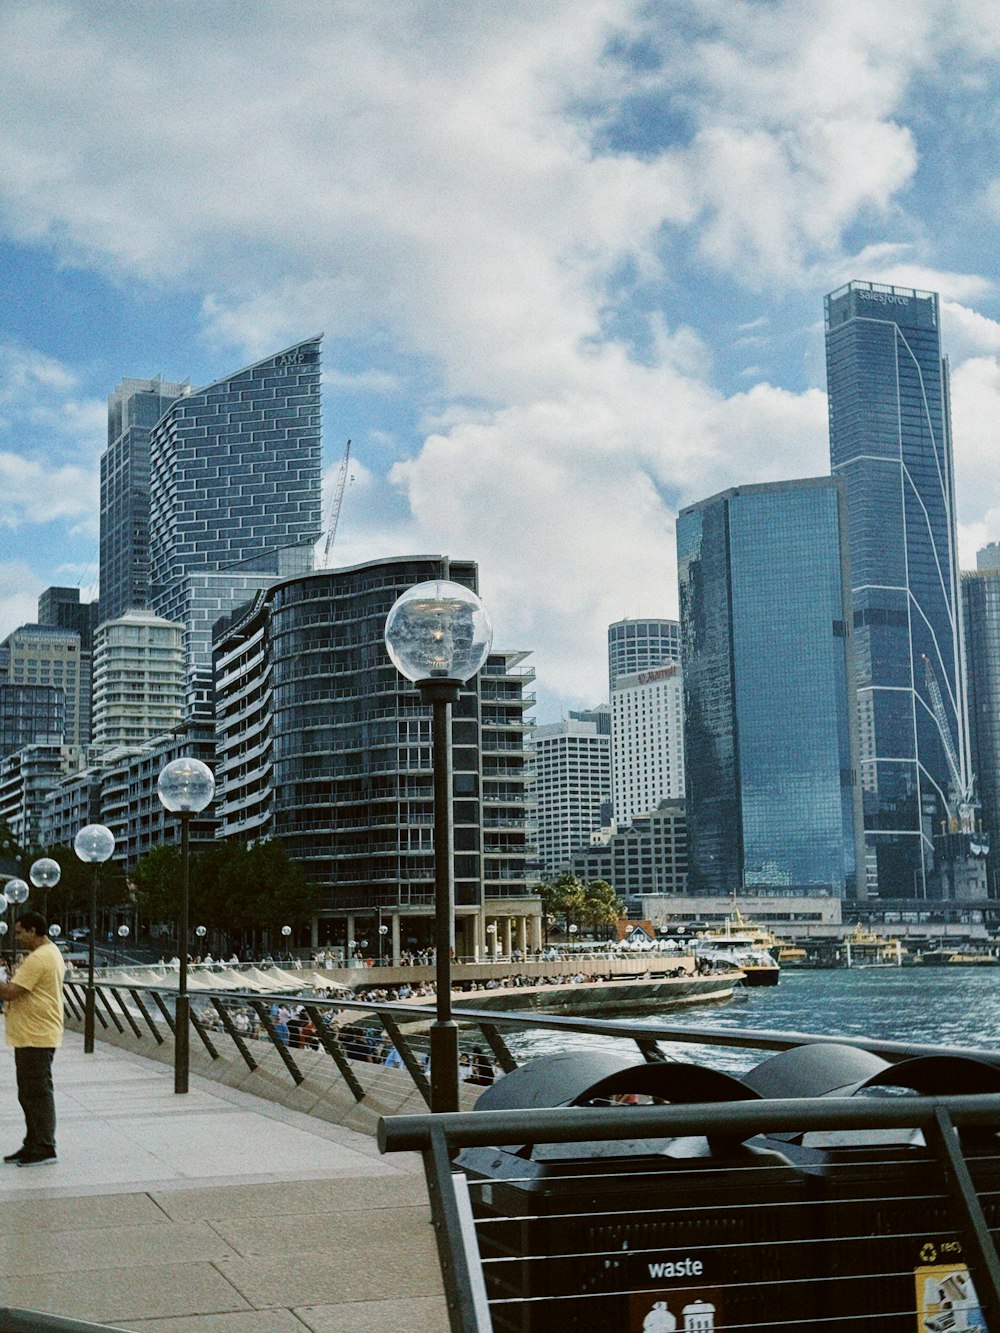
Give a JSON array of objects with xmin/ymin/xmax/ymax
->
[
  {"xmin": 0, "ymin": 560, "xmax": 44, "ymax": 633},
  {"xmin": 1, "ymin": 1, "xmax": 999, "ymax": 701}
]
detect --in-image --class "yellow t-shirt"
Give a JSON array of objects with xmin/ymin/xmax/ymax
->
[{"xmin": 4, "ymin": 941, "xmax": 66, "ymax": 1048}]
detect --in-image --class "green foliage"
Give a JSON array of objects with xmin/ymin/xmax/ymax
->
[
  {"xmin": 536, "ymin": 872, "xmax": 586, "ymax": 931},
  {"xmin": 579, "ymin": 878, "xmax": 627, "ymax": 934},
  {"xmin": 34, "ymin": 845, "xmax": 128, "ymax": 921},
  {"xmin": 131, "ymin": 837, "xmax": 319, "ymax": 952}
]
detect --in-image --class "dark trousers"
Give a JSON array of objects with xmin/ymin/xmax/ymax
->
[{"xmin": 14, "ymin": 1047, "xmax": 56, "ymax": 1153}]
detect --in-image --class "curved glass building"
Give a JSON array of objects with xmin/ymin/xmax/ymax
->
[{"xmin": 825, "ymin": 282, "xmax": 969, "ymax": 899}]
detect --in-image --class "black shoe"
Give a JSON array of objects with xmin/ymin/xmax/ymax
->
[
  {"xmin": 3, "ymin": 1148, "xmax": 28, "ymax": 1164},
  {"xmin": 16, "ymin": 1151, "xmax": 57, "ymax": 1168}
]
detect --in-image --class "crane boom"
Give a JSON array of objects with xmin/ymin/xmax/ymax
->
[{"xmin": 322, "ymin": 438, "xmax": 352, "ymax": 568}]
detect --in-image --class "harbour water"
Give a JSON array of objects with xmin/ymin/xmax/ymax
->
[{"xmin": 510, "ymin": 967, "xmax": 1000, "ymax": 1075}]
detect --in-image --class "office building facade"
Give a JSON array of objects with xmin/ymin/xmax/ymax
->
[
  {"xmin": 101, "ymin": 377, "xmax": 189, "ymax": 623},
  {"xmin": 677, "ymin": 478, "xmax": 862, "ymax": 897},
  {"xmin": 608, "ymin": 618, "xmax": 681, "ymax": 692},
  {"xmin": 37, "ymin": 587, "xmax": 100, "ymax": 653},
  {"xmin": 962, "ymin": 543, "xmax": 1000, "ymax": 894},
  {"xmin": 826, "ymin": 281, "xmax": 969, "ymax": 899},
  {"xmin": 0, "ymin": 685, "xmax": 63, "ymax": 761},
  {"xmin": 572, "ymin": 799, "xmax": 688, "ymax": 897},
  {"xmin": 611, "ymin": 662, "xmax": 685, "ymax": 828},
  {"xmin": 213, "ymin": 556, "xmax": 538, "ymax": 957},
  {"xmin": 0, "ymin": 624, "xmax": 89, "ymax": 753},
  {"xmin": 527, "ymin": 720, "xmax": 612, "ymax": 877},
  {"xmin": 148, "ymin": 339, "xmax": 322, "ymax": 714}
]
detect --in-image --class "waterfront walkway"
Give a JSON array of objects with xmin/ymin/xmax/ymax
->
[{"xmin": 0, "ymin": 1031, "xmax": 446, "ymax": 1331}]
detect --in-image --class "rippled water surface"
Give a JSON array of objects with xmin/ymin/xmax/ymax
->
[{"xmin": 509, "ymin": 967, "xmax": 1000, "ymax": 1075}]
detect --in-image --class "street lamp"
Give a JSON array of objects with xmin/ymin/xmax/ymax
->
[
  {"xmin": 3, "ymin": 878, "xmax": 28, "ymax": 973},
  {"xmin": 195, "ymin": 924, "xmax": 207, "ymax": 958},
  {"xmin": 29, "ymin": 857, "xmax": 60, "ymax": 916},
  {"xmin": 74, "ymin": 823, "xmax": 115, "ymax": 1054},
  {"xmin": 486, "ymin": 922, "xmax": 499, "ymax": 961},
  {"xmin": 157, "ymin": 756, "xmax": 215, "ymax": 1095},
  {"xmin": 116, "ymin": 923, "xmax": 130, "ymax": 966},
  {"xmin": 384, "ymin": 578, "xmax": 493, "ymax": 1112},
  {"xmin": 379, "ymin": 922, "xmax": 388, "ymax": 965},
  {"xmin": 49, "ymin": 924, "xmax": 61, "ymax": 939},
  {"xmin": 281, "ymin": 924, "xmax": 292, "ymax": 959}
]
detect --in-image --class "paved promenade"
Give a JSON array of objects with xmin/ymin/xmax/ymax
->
[{"xmin": 0, "ymin": 1031, "xmax": 447, "ymax": 1331}]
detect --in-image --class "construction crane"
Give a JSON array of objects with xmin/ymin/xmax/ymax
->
[
  {"xmin": 921, "ymin": 654, "xmax": 978, "ymax": 836},
  {"xmin": 322, "ymin": 438, "xmax": 352, "ymax": 568}
]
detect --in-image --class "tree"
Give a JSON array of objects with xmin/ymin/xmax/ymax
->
[
  {"xmin": 580, "ymin": 879, "xmax": 627, "ymax": 940},
  {"xmin": 131, "ymin": 837, "xmax": 320, "ymax": 956},
  {"xmin": 537, "ymin": 872, "xmax": 586, "ymax": 937}
]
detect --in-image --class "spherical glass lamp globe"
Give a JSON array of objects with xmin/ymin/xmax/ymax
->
[
  {"xmin": 75, "ymin": 824, "xmax": 116, "ymax": 864},
  {"xmin": 29, "ymin": 857, "xmax": 61, "ymax": 890},
  {"xmin": 0, "ymin": 922, "xmax": 8, "ymax": 938},
  {"xmin": 4, "ymin": 879, "xmax": 29, "ymax": 905},
  {"xmin": 281, "ymin": 925, "xmax": 292, "ymax": 938},
  {"xmin": 384, "ymin": 581, "xmax": 493, "ymax": 684},
  {"xmin": 158, "ymin": 757, "xmax": 215, "ymax": 814},
  {"xmin": 49, "ymin": 924, "xmax": 61, "ymax": 939},
  {"xmin": 195, "ymin": 925, "xmax": 207, "ymax": 939},
  {"xmin": 117, "ymin": 925, "xmax": 130, "ymax": 939}
]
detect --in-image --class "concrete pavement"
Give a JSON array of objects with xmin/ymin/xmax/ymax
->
[{"xmin": 0, "ymin": 1031, "xmax": 447, "ymax": 1331}]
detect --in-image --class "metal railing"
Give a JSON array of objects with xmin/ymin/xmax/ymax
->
[{"xmin": 380, "ymin": 1092, "xmax": 1000, "ymax": 1332}]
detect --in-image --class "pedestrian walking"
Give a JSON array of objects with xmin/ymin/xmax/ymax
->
[{"xmin": 0, "ymin": 910, "xmax": 66, "ymax": 1167}]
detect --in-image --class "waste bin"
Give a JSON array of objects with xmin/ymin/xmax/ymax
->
[
  {"xmin": 744, "ymin": 1044, "xmax": 1000, "ymax": 1332},
  {"xmin": 458, "ymin": 1051, "xmax": 815, "ymax": 1332}
]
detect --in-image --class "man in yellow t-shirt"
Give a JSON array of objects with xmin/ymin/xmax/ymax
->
[{"xmin": 0, "ymin": 910, "xmax": 65, "ymax": 1167}]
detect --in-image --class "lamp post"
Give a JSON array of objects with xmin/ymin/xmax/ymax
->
[
  {"xmin": 3, "ymin": 879, "xmax": 28, "ymax": 973},
  {"xmin": 281, "ymin": 924, "xmax": 292, "ymax": 960},
  {"xmin": 486, "ymin": 922, "xmax": 498, "ymax": 961},
  {"xmin": 384, "ymin": 579, "xmax": 493, "ymax": 1112},
  {"xmin": 379, "ymin": 922, "xmax": 388, "ymax": 965},
  {"xmin": 157, "ymin": 757, "xmax": 215, "ymax": 1095},
  {"xmin": 73, "ymin": 824, "xmax": 115, "ymax": 1054},
  {"xmin": 116, "ymin": 923, "xmax": 130, "ymax": 966},
  {"xmin": 195, "ymin": 924, "xmax": 207, "ymax": 959}
]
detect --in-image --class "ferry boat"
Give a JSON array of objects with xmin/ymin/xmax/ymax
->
[
  {"xmin": 842, "ymin": 923, "xmax": 905, "ymax": 968},
  {"xmin": 693, "ymin": 910, "xmax": 780, "ymax": 986}
]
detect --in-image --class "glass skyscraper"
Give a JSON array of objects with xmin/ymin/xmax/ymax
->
[
  {"xmin": 825, "ymin": 281, "xmax": 968, "ymax": 899},
  {"xmin": 149, "ymin": 337, "xmax": 323, "ymax": 713},
  {"xmin": 962, "ymin": 544, "xmax": 1000, "ymax": 892},
  {"xmin": 677, "ymin": 478, "xmax": 861, "ymax": 897},
  {"xmin": 101, "ymin": 377, "xmax": 190, "ymax": 623}
]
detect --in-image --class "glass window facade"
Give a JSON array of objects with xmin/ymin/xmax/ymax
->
[
  {"xmin": 677, "ymin": 478, "xmax": 861, "ymax": 897},
  {"xmin": 826, "ymin": 282, "xmax": 967, "ymax": 898},
  {"xmin": 148, "ymin": 340, "xmax": 322, "ymax": 714}
]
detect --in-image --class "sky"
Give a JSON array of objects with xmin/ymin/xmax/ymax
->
[{"xmin": 2, "ymin": 0, "xmax": 1000, "ymax": 723}]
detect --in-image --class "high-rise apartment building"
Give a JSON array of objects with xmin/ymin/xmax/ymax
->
[
  {"xmin": 826, "ymin": 281, "xmax": 969, "ymax": 899},
  {"xmin": 101, "ymin": 377, "xmax": 189, "ymax": 623},
  {"xmin": 148, "ymin": 338, "xmax": 323, "ymax": 714},
  {"xmin": 572, "ymin": 799, "xmax": 688, "ymax": 897},
  {"xmin": 527, "ymin": 719, "xmax": 612, "ymax": 877},
  {"xmin": 91, "ymin": 610, "xmax": 186, "ymax": 752},
  {"xmin": 213, "ymin": 556, "xmax": 538, "ymax": 956},
  {"xmin": 677, "ymin": 478, "xmax": 862, "ymax": 897},
  {"xmin": 611, "ymin": 663, "xmax": 685, "ymax": 828},
  {"xmin": 962, "ymin": 543, "xmax": 1000, "ymax": 893},
  {"xmin": 608, "ymin": 618, "xmax": 681, "ymax": 692}
]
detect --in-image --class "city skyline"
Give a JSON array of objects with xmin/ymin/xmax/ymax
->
[{"xmin": 3, "ymin": 3, "xmax": 1000, "ymax": 723}]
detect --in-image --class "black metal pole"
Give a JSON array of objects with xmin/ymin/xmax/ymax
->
[
  {"xmin": 421, "ymin": 678, "xmax": 460, "ymax": 1114},
  {"xmin": 84, "ymin": 866, "xmax": 99, "ymax": 1053},
  {"xmin": 175, "ymin": 811, "xmax": 191, "ymax": 1094}
]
